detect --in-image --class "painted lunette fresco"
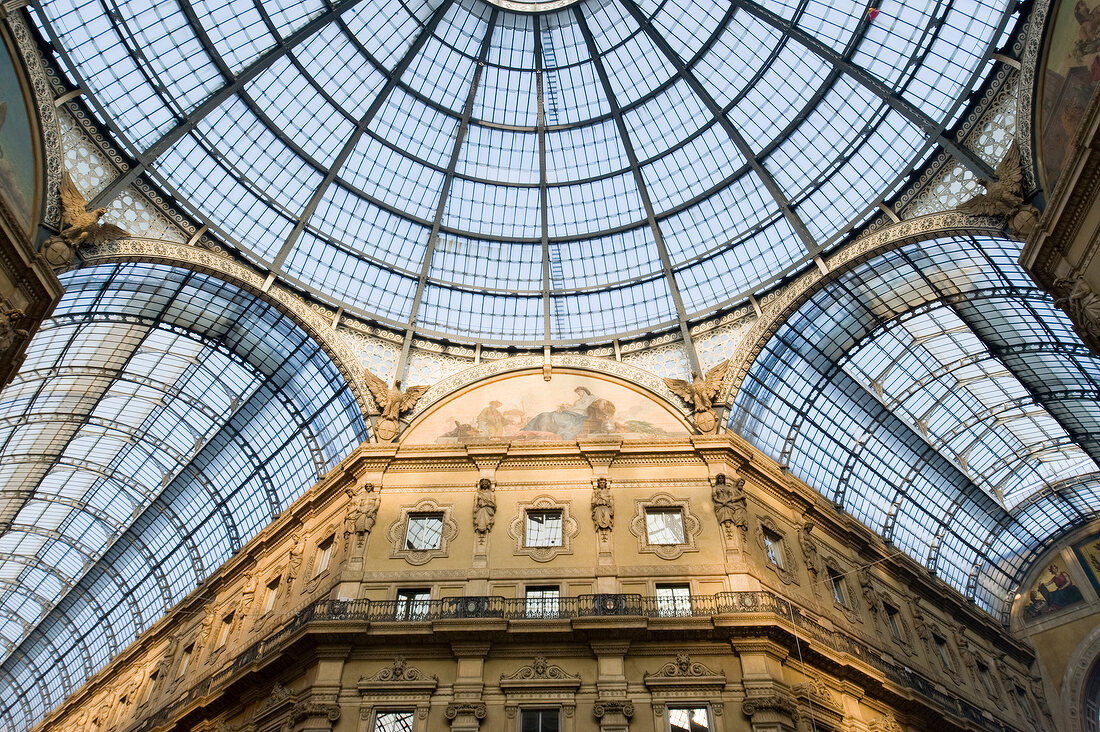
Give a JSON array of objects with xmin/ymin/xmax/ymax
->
[{"xmin": 403, "ymin": 372, "xmax": 689, "ymax": 444}]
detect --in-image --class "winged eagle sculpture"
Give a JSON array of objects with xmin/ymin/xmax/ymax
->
[
  {"xmin": 663, "ymin": 359, "xmax": 730, "ymax": 434},
  {"xmin": 362, "ymin": 368, "xmax": 429, "ymax": 442},
  {"xmin": 43, "ymin": 172, "xmax": 129, "ymax": 267},
  {"xmin": 956, "ymin": 142, "xmax": 1039, "ymax": 236}
]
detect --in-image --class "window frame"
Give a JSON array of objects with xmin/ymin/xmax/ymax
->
[
  {"xmin": 524, "ymin": 585, "xmax": 561, "ymax": 619},
  {"xmin": 665, "ymin": 704, "xmax": 713, "ymax": 731},
  {"xmin": 645, "ymin": 507, "xmax": 687, "ymax": 545},
  {"xmin": 395, "ymin": 588, "xmax": 432, "ymax": 621},
  {"xmin": 525, "ymin": 509, "xmax": 564, "ymax": 548},
  {"xmin": 655, "ymin": 583, "xmax": 692, "ymax": 617},
  {"xmin": 372, "ymin": 708, "xmax": 417, "ymax": 732},
  {"xmin": 518, "ymin": 706, "xmax": 561, "ymax": 732},
  {"xmin": 387, "ymin": 499, "xmax": 458, "ymax": 565},
  {"xmin": 509, "ymin": 495, "xmax": 577, "ymax": 562},
  {"xmin": 629, "ymin": 493, "xmax": 701, "ymax": 560}
]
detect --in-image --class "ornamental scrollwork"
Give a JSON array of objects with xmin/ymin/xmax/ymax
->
[
  {"xmin": 593, "ymin": 700, "xmax": 634, "ymax": 719},
  {"xmin": 361, "ymin": 657, "xmax": 437, "ymax": 683},
  {"xmin": 741, "ymin": 692, "xmax": 796, "ymax": 717},
  {"xmin": 500, "ymin": 656, "xmax": 579, "ymax": 682},
  {"xmin": 445, "ymin": 702, "xmax": 486, "ymax": 720}
]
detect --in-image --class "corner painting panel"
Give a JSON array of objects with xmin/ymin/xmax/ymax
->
[
  {"xmin": 0, "ymin": 31, "xmax": 38, "ymax": 236},
  {"xmin": 1022, "ymin": 557, "xmax": 1085, "ymax": 620},
  {"xmin": 403, "ymin": 371, "xmax": 689, "ymax": 443},
  {"xmin": 1073, "ymin": 533, "xmax": 1100, "ymax": 596},
  {"xmin": 1039, "ymin": 0, "xmax": 1100, "ymax": 191}
]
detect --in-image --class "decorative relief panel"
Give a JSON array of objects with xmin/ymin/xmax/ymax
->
[
  {"xmin": 406, "ymin": 349, "xmax": 472, "ymax": 387},
  {"xmin": 694, "ymin": 318, "xmax": 753, "ymax": 374},
  {"xmin": 621, "ymin": 340, "xmax": 690, "ymax": 381},
  {"xmin": 103, "ymin": 186, "xmax": 187, "ymax": 243},
  {"xmin": 903, "ymin": 162, "xmax": 982, "ymax": 219},
  {"xmin": 963, "ymin": 78, "xmax": 1019, "ymax": 168},
  {"xmin": 59, "ymin": 110, "xmax": 121, "ymax": 198},
  {"xmin": 341, "ymin": 328, "xmax": 400, "ymax": 385}
]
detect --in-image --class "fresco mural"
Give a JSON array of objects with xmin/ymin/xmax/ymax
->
[
  {"xmin": 1022, "ymin": 558, "xmax": 1085, "ymax": 619},
  {"xmin": 1073, "ymin": 532, "xmax": 1100, "ymax": 595},
  {"xmin": 0, "ymin": 35, "xmax": 37, "ymax": 235},
  {"xmin": 1040, "ymin": 0, "xmax": 1100, "ymax": 191},
  {"xmin": 403, "ymin": 372, "xmax": 689, "ymax": 444}
]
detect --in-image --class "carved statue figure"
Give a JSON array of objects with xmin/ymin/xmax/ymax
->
[
  {"xmin": 473, "ymin": 478, "xmax": 496, "ymax": 534},
  {"xmin": 362, "ymin": 369, "xmax": 429, "ymax": 441},
  {"xmin": 285, "ymin": 531, "xmax": 304, "ymax": 584},
  {"xmin": 910, "ymin": 598, "xmax": 932, "ymax": 644},
  {"xmin": 1029, "ymin": 671, "xmax": 1053, "ymax": 720},
  {"xmin": 344, "ymin": 483, "xmax": 379, "ymax": 541},
  {"xmin": 155, "ymin": 635, "xmax": 179, "ymax": 682},
  {"xmin": 712, "ymin": 473, "xmax": 748, "ymax": 534},
  {"xmin": 1054, "ymin": 276, "xmax": 1100, "ymax": 343},
  {"xmin": 798, "ymin": 517, "xmax": 820, "ymax": 576},
  {"xmin": 663, "ymin": 359, "xmax": 730, "ymax": 433},
  {"xmin": 591, "ymin": 477, "xmax": 614, "ymax": 530},
  {"xmin": 954, "ymin": 625, "xmax": 977, "ymax": 674},
  {"xmin": 0, "ymin": 301, "xmax": 28, "ymax": 352},
  {"xmin": 43, "ymin": 171, "xmax": 129, "ymax": 267},
  {"xmin": 238, "ymin": 572, "xmax": 256, "ymax": 620},
  {"xmin": 857, "ymin": 567, "xmax": 880, "ymax": 612},
  {"xmin": 956, "ymin": 143, "xmax": 1039, "ymax": 236},
  {"xmin": 193, "ymin": 605, "xmax": 216, "ymax": 656}
]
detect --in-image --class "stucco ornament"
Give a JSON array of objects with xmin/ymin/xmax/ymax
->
[
  {"xmin": 955, "ymin": 142, "xmax": 1038, "ymax": 236},
  {"xmin": 43, "ymin": 171, "xmax": 129, "ymax": 267},
  {"xmin": 663, "ymin": 359, "xmax": 729, "ymax": 433},
  {"xmin": 1054, "ymin": 276, "xmax": 1100, "ymax": 345},
  {"xmin": 362, "ymin": 368, "xmax": 428, "ymax": 441}
]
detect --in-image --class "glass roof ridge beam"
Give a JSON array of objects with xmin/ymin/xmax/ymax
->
[
  {"xmin": 395, "ymin": 7, "xmax": 499, "ymax": 380},
  {"xmin": 536, "ymin": 15, "xmax": 553, "ymax": 343},
  {"xmin": 574, "ymin": 4, "xmax": 701, "ymax": 374},
  {"xmin": 270, "ymin": 0, "xmax": 458, "ymax": 272},
  {"xmin": 615, "ymin": 0, "xmax": 820, "ymax": 256},
  {"xmin": 85, "ymin": 0, "xmax": 378, "ymax": 210},
  {"xmin": 732, "ymin": 0, "xmax": 1000, "ymax": 183}
]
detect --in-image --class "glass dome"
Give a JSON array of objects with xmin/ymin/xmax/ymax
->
[{"xmin": 34, "ymin": 0, "xmax": 1015, "ymax": 344}]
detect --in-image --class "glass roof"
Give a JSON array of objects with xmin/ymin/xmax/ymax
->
[
  {"xmin": 33, "ymin": 0, "xmax": 1017, "ymax": 343},
  {"xmin": 731, "ymin": 234, "xmax": 1100, "ymax": 617},
  {"xmin": 0, "ymin": 263, "xmax": 367, "ymax": 731}
]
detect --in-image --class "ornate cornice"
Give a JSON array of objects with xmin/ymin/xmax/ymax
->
[
  {"xmin": 357, "ymin": 658, "xmax": 438, "ymax": 693},
  {"xmin": 499, "ymin": 656, "xmax": 581, "ymax": 690},
  {"xmin": 643, "ymin": 653, "xmax": 726, "ymax": 689}
]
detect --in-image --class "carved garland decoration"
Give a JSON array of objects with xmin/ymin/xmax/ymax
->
[
  {"xmin": 628, "ymin": 492, "xmax": 701, "ymax": 560},
  {"xmin": 387, "ymin": 499, "xmax": 457, "ymax": 566}
]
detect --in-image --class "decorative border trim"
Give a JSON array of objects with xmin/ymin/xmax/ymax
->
[
  {"xmin": 386, "ymin": 498, "xmax": 457, "ymax": 566},
  {"xmin": 508, "ymin": 494, "xmax": 578, "ymax": 563},
  {"xmin": 628, "ymin": 492, "xmax": 701, "ymax": 560},
  {"xmin": 755, "ymin": 515, "xmax": 796, "ymax": 585},
  {"xmin": 7, "ymin": 12, "xmax": 62, "ymax": 229},
  {"xmin": 1018, "ymin": 0, "xmax": 1050, "ymax": 192}
]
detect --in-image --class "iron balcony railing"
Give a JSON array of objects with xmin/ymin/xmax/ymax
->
[{"xmin": 138, "ymin": 591, "xmax": 1021, "ymax": 732}]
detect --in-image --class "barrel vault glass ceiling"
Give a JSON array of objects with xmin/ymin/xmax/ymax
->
[{"xmin": 5, "ymin": 0, "xmax": 1097, "ymax": 727}]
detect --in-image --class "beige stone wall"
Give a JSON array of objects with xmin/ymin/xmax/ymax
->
[{"xmin": 38, "ymin": 435, "xmax": 1042, "ymax": 732}]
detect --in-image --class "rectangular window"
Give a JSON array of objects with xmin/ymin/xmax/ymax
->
[
  {"xmin": 656, "ymin": 584, "xmax": 692, "ymax": 617},
  {"xmin": 140, "ymin": 671, "xmax": 158, "ymax": 705},
  {"xmin": 395, "ymin": 588, "xmax": 431, "ymax": 621},
  {"xmin": 373, "ymin": 709, "xmax": 415, "ymax": 732},
  {"xmin": 405, "ymin": 513, "xmax": 444, "ymax": 550},
  {"xmin": 884, "ymin": 603, "xmax": 902, "ymax": 641},
  {"xmin": 1016, "ymin": 686, "xmax": 1035, "ymax": 720},
  {"xmin": 977, "ymin": 661, "xmax": 995, "ymax": 696},
  {"xmin": 215, "ymin": 612, "xmax": 234, "ymax": 648},
  {"xmin": 763, "ymin": 529, "xmax": 785, "ymax": 569},
  {"xmin": 525, "ymin": 510, "xmax": 563, "ymax": 547},
  {"xmin": 933, "ymin": 634, "xmax": 953, "ymax": 670},
  {"xmin": 828, "ymin": 568, "xmax": 847, "ymax": 606},
  {"xmin": 520, "ymin": 708, "xmax": 560, "ymax": 732},
  {"xmin": 262, "ymin": 578, "xmax": 280, "ymax": 614},
  {"xmin": 178, "ymin": 644, "xmax": 194, "ymax": 676},
  {"xmin": 645, "ymin": 508, "xmax": 686, "ymax": 544},
  {"xmin": 668, "ymin": 705, "xmax": 711, "ymax": 731},
  {"xmin": 525, "ymin": 586, "xmax": 560, "ymax": 619},
  {"xmin": 314, "ymin": 535, "xmax": 334, "ymax": 575}
]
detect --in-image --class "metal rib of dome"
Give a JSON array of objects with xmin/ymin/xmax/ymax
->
[{"xmin": 32, "ymin": 0, "xmax": 1016, "ymax": 344}]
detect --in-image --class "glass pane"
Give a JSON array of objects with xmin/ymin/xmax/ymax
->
[
  {"xmin": 396, "ymin": 590, "xmax": 431, "ymax": 620},
  {"xmin": 525, "ymin": 587, "xmax": 560, "ymax": 618},
  {"xmin": 645, "ymin": 509, "xmax": 685, "ymax": 544},
  {"xmin": 405, "ymin": 514, "xmax": 443, "ymax": 550},
  {"xmin": 764, "ymin": 532, "xmax": 785, "ymax": 568},
  {"xmin": 521, "ymin": 708, "xmax": 560, "ymax": 732},
  {"xmin": 374, "ymin": 710, "xmax": 415, "ymax": 732},
  {"xmin": 526, "ymin": 511, "xmax": 563, "ymax": 547},
  {"xmin": 668, "ymin": 706, "xmax": 710, "ymax": 732}
]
